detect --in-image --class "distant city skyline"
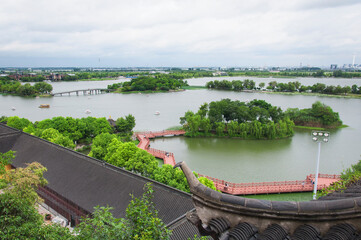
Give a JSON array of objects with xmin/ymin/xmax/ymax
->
[{"xmin": 1, "ymin": 0, "xmax": 360, "ymax": 68}]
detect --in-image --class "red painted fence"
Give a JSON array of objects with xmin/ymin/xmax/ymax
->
[{"xmin": 135, "ymin": 130, "xmax": 340, "ymax": 195}]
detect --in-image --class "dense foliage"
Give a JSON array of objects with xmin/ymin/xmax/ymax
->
[
  {"xmin": 76, "ymin": 183, "xmax": 171, "ymax": 240},
  {"xmin": 3, "ymin": 116, "xmax": 115, "ymax": 148},
  {"xmin": 89, "ymin": 136, "xmax": 191, "ymax": 192},
  {"xmin": 206, "ymin": 79, "xmax": 361, "ymax": 96},
  {"xmin": 285, "ymin": 101, "xmax": 343, "ymax": 128},
  {"xmin": 113, "ymin": 75, "xmax": 188, "ymax": 92},
  {"xmin": 320, "ymin": 160, "xmax": 361, "ymax": 197},
  {"xmin": 180, "ymin": 99, "xmax": 294, "ymax": 139},
  {"xmin": 0, "ymin": 80, "xmax": 53, "ymax": 96}
]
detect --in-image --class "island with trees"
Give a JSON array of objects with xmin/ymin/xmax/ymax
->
[
  {"xmin": 285, "ymin": 101, "xmax": 343, "ymax": 129},
  {"xmin": 108, "ymin": 75, "xmax": 189, "ymax": 93},
  {"xmin": 180, "ymin": 99, "xmax": 344, "ymax": 138},
  {"xmin": 206, "ymin": 79, "xmax": 361, "ymax": 98},
  {"xmin": 180, "ymin": 99, "xmax": 295, "ymax": 139},
  {"xmin": 0, "ymin": 79, "xmax": 53, "ymax": 97}
]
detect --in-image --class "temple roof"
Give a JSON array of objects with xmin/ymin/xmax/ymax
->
[{"xmin": 0, "ymin": 124, "xmax": 199, "ymax": 239}]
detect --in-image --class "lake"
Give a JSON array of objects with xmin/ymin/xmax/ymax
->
[{"xmin": 1, "ymin": 77, "xmax": 360, "ymax": 182}]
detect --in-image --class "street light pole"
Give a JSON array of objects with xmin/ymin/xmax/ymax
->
[{"xmin": 311, "ymin": 131, "xmax": 330, "ymax": 200}]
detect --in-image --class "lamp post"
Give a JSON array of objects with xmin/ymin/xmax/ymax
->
[{"xmin": 311, "ymin": 131, "xmax": 330, "ymax": 200}]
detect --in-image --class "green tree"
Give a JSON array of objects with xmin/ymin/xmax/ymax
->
[
  {"xmin": 0, "ymin": 155, "xmax": 73, "ymax": 240},
  {"xmin": 0, "ymin": 151, "xmax": 15, "ymax": 188},
  {"xmin": 198, "ymin": 177, "xmax": 218, "ymax": 191},
  {"xmin": 125, "ymin": 183, "xmax": 171, "ymax": 239},
  {"xmin": 115, "ymin": 114, "xmax": 136, "ymax": 134},
  {"xmin": 259, "ymin": 82, "xmax": 265, "ymax": 89},
  {"xmin": 89, "ymin": 133, "xmax": 119, "ymax": 160},
  {"xmin": 34, "ymin": 82, "xmax": 53, "ymax": 94},
  {"xmin": 6, "ymin": 116, "xmax": 32, "ymax": 130},
  {"xmin": 75, "ymin": 183, "xmax": 171, "ymax": 240},
  {"xmin": 3, "ymin": 162, "xmax": 48, "ymax": 205},
  {"xmin": 17, "ymin": 83, "xmax": 36, "ymax": 96},
  {"xmin": 41, "ymin": 128, "xmax": 75, "ymax": 149}
]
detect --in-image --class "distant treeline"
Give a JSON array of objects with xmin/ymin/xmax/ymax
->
[
  {"xmin": 0, "ymin": 80, "xmax": 53, "ymax": 96},
  {"xmin": 108, "ymin": 75, "xmax": 189, "ymax": 92},
  {"xmin": 227, "ymin": 69, "xmax": 361, "ymax": 78},
  {"xmin": 206, "ymin": 79, "xmax": 361, "ymax": 95}
]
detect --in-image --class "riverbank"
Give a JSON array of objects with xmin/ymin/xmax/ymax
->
[
  {"xmin": 262, "ymin": 90, "xmax": 361, "ymax": 99},
  {"xmin": 206, "ymin": 88, "xmax": 361, "ymax": 99},
  {"xmin": 181, "ymin": 86, "xmax": 207, "ymax": 90}
]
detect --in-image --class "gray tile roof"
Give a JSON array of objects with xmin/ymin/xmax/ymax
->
[{"xmin": 0, "ymin": 124, "xmax": 194, "ymax": 225}]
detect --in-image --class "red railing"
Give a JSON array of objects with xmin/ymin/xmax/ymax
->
[
  {"xmin": 198, "ymin": 173, "xmax": 339, "ymax": 195},
  {"xmin": 308, "ymin": 173, "xmax": 341, "ymax": 179},
  {"xmin": 135, "ymin": 130, "xmax": 182, "ymax": 166},
  {"xmin": 136, "ymin": 130, "xmax": 340, "ymax": 195}
]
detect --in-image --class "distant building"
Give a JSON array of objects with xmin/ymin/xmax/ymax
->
[
  {"xmin": 330, "ymin": 64, "xmax": 338, "ymax": 70},
  {"xmin": 212, "ymin": 71, "xmax": 227, "ymax": 76}
]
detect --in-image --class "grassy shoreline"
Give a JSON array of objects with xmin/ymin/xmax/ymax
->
[
  {"xmin": 293, "ymin": 124, "xmax": 348, "ymax": 131},
  {"xmin": 244, "ymin": 192, "xmax": 314, "ymax": 202},
  {"xmin": 259, "ymin": 90, "xmax": 361, "ymax": 99},
  {"xmin": 205, "ymin": 88, "xmax": 361, "ymax": 99}
]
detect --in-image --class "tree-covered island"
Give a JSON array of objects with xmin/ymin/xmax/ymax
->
[
  {"xmin": 108, "ymin": 75, "xmax": 189, "ymax": 92},
  {"xmin": 285, "ymin": 101, "xmax": 343, "ymax": 129},
  {"xmin": 180, "ymin": 99, "xmax": 295, "ymax": 139},
  {"xmin": 0, "ymin": 80, "xmax": 53, "ymax": 97},
  {"xmin": 180, "ymin": 99, "xmax": 344, "ymax": 138},
  {"xmin": 206, "ymin": 79, "xmax": 361, "ymax": 98}
]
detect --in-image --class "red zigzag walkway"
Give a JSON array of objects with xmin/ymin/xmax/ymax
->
[
  {"xmin": 136, "ymin": 130, "xmax": 185, "ymax": 166},
  {"xmin": 136, "ymin": 130, "xmax": 340, "ymax": 195}
]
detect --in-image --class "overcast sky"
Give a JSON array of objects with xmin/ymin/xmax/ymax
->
[{"xmin": 1, "ymin": 0, "xmax": 361, "ymax": 67}]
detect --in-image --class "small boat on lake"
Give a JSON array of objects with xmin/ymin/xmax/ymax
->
[
  {"xmin": 11, "ymin": 107, "xmax": 16, "ymax": 111},
  {"xmin": 85, "ymin": 109, "xmax": 91, "ymax": 114},
  {"xmin": 39, "ymin": 104, "xmax": 50, "ymax": 108},
  {"xmin": 154, "ymin": 111, "xmax": 160, "ymax": 115}
]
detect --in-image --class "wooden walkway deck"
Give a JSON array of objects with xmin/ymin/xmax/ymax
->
[
  {"xmin": 198, "ymin": 173, "xmax": 340, "ymax": 195},
  {"xmin": 136, "ymin": 130, "xmax": 186, "ymax": 166},
  {"xmin": 136, "ymin": 130, "xmax": 340, "ymax": 195}
]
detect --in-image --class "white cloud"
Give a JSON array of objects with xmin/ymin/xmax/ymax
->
[{"xmin": 0, "ymin": 0, "xmax": 361, "ymax": 66}]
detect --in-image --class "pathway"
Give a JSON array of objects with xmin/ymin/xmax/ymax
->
[
  {"xmin": 135, "ymin": 130, "xmax": 341, "ymax": 195},
  {"xmin": 198, "ymin": 173, "xmax": 340, "ymax": 195},
  {"xmin": 136, "ymin": 130, "xmax": 185, "ymax": 166}
]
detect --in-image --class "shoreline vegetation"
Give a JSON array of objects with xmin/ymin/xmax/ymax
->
[
  {"xmin": 180, "ymin": 99, "xmax": 343, "ymax": 139},
  {"xmin": 180, "ymin": 99, "xmax": 295, "ymax": 140},
  {"xmin": 206, "ymin": 79, "xmax": 361, "ymax": 99}
]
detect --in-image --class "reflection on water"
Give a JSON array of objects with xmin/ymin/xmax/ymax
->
[{"xmin": 183, "ymin": 137, "xmax": 292, "ymax": 153}]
